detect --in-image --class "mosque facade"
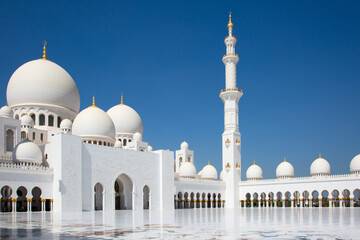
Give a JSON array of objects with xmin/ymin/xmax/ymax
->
[{"xmin": 0, "ymin": 15, "xmax": 359, "ymax": 213}]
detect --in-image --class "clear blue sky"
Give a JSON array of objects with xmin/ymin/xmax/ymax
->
[{"xmin": 1, "ymin": 1, "xmax": 359, "ymax": 179}]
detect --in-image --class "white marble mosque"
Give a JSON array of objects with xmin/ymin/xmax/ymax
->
[{"xmin": 0, "ymin": 14, "xmax": 360, "ymax": 217}]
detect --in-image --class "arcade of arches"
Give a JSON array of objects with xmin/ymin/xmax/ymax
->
[
  {"xmin": 93, "ymin": 174, "xmax": 151, "ymax": 211},
  {"xmin": 241, "ymin": 189, "xmax": 360, "ymax": 208},
  {"xmin": 175, "ymin": 192, "xmax": 224, "ymax": 209},
  {"xmin": 0, "ymin": 185, "xmax": 52, "ymax": 212}
]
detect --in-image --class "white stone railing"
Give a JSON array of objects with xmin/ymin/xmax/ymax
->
[
  {"xmin": 0, "ymin": 162, "xmax": 51, "ymax": 171},
  {"xmin": 0, "ymin": 155, "xmax": 13, "ymax": 161},
  {"xmin": 175, "ymin": 177, "xmax": 225, "ymax": 184},
  {"xmin": 241, "ymin": 173, "xmax": 359, "ymax": 185}
]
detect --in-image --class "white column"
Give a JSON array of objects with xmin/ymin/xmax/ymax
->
[{"xmin": 12, "ymin": 200, "xmax": 16, "ymax": 212}]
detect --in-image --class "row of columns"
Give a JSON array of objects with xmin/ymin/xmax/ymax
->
[
  {"xmin": 0, "ymin": 198, "xmax": 53, "ymax": 212},
  {"xmin": 241, "ymin": 198, "xmax": 355, "ymax": 208},
  {"xmin": 175, "ymin": 199, "xmax": 225, "ymax": 209}
]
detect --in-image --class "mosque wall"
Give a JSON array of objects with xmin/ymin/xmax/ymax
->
[{"xmin": 80, "ymin": 143, "xmax": 174, "ymax": 211}]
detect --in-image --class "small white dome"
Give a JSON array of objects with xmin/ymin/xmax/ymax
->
[
  {"xmin": 310, "ymin": 155, "xmax": 331, "ymax": 176},
  {"xmin": 7, "ymin": 59, "xmax": 80, "ymax": 113},
  {"xmin": 179, "ymin": 162, "xmax": 196, "ymax": 178},
  {"xmin": 181, "ymin": 141, "xmax": 189, "ymax": 150},
  {"xmin": 133, "ymin": 132, "xmax": 142, "ymax": 141},
  {"xmin": 20, "ymin": 114, "xmax": 34, "ymax": 127},
  {"xmin": 200, "ymin": 163, "xmax": 218, "ymax": 180},
  {"xmin": 220, "ymin": 170, "xmax": 224, "ymax": 181},
  {"xmin": 107, "ymin": 103, "xmax": 143, "ymax": 136},
  {"xmin": 147, "ymin": 145, "xmax": 153, "ymax": 152},
  {"xmin": 276, "ymin": 159, "xmax": 294, "ymax": 178},
  {"xmin": 114, "ymin": 140, "xmax": 122, "ymax": 148},
  {"xmin": 72, "ymin": 105, "xmax": 116, "ymax": 143},
  {"xmin": 15, "ymin": 141, "xmax": 42, "ymax": 164},
  {"xmin": 246, "ymin": 162, "xmax": 263, "ymax": 180},
  {"xmin": 0, "ymin": 106, "xmax": 13, "ymax": 118},
  {"xmin": 60, "ymin": 118, "xmax": 72, "ymax": 129},
  {"xmin": 350, "ymin": 154, "xmax": 360, "ymax": 174}
]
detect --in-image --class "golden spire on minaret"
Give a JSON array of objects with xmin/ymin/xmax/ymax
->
[
  {"xmin": 227, "ymin": 11, "xmax": 233, "ymax": 29},
  {"xmin": 92, "ymin": 96, "xmax": 96, "ymax": 106},
  {"xmin": 319, "ymin": 153, "xmax": 322, "ymax": 158},
  {"xmin": 121, "ymin": 92, "xmax": 124, "ymax": 104},
  {"xmin": 284, "ymin": 157, "xmax": 286, "ymax": 162},
  {"xmin": 42, "ymin": 40, "xmax": 47, "ymax": 60}
]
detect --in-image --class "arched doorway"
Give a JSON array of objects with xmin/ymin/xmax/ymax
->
[
  {"xmin": 312, "ymin": 191, "xmax": 319, "ymax": 207},
  {"xmin": 31, "ymin": 187, "xmax": 42, "ymax": 211},
  {"xmin": 114, "ymin": 174, "xmax": 133, "ymax": 210},
  {"xmin": 196, "ymin": 193, "xmax": 201, "ymax": 208},
  {"xmin": 302, "ymin": 191, "xmax": 310, "ymax": 207},
  {"xmin": 245, "ymin": 193, "xmax": 251, "ymax": 207},
  {"xmin": 332, "ymin": 189, "xmax": 340, "ymax": 207},
  {"xmin": 268, "ymin": 192, "xmax": 274, "ymax": 207},
  {"xmin": 285, "ymin": 192, "xmax": 291, "ymax": 207},
  {"xmin": 184, "ymin": 192, "xmax": 189, "ymax": 208},
  {"xmin": 94, "ymin": 183, "xmax": 103, "ymax": 211},
  {"xmin": 16, "ymin": 186, "xmax": 27, "ymax": 212},
  {"xmin": 177, "ymin": 192, "xmax": 183, "ymax": 209},
  {"xmin": 143, "ymin": 185, "xmax": 150, "ymax": 209},
  {"xmin": 293, "ymin": 191, "xmax": 300, "ymax": 207},
  {"xmin": 207, "ymin": 193, "xmax": 211, "ymax": 208},
  {"xmin": 322, "ymin": 190, "xmax": 329, "ymax": 207},
  {"xmin": 1, "ymin": 186, "xmax": 13, "ymax": 212}
]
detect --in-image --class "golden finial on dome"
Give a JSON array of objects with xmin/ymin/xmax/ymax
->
[
  {"xmin": 92, "ymin": 96, "xmax": 96, "ymax": 106},
  {"xmin": 208, "ymin": 161, "xmax": 210, "ymax": 165},
  {"xmin": 319, "ymin": 153, "xmax": 321, "ymax": 158},
  {"xmin": 284, "ymin": 157, "xmax": 286, "ymax": 162},
  {"xmin": 42, "ymin": 40, "xmax": 47, "ymax": 60},
  {"xmin": 121, "ymin": 92, "xmax": 124, "ymax": 104},
  {"xmin": 227, "ymin": 11, "xmax": 233, "ymax": 29},
  {"xmin": 253, "ymin": 160, "xmax": 255, "ymax": 165}
]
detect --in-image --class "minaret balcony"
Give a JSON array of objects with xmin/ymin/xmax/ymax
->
[{"xmin": 220, "ymin": 88, "xmax": 243, "ymax": 94}]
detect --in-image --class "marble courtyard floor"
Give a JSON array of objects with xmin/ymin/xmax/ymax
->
[{"xmin": 0, "ymin": 208, "xmax": 358, "ymax": 239}]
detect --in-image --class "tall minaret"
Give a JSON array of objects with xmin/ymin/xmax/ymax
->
[{"xmin": 220, "ymin": 12, "xmax": 242, "ymax": 209}]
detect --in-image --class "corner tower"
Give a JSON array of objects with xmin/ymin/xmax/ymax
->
[{"xmin": 220, "ymin": 13, "xmax": 242, "ymax": 208}]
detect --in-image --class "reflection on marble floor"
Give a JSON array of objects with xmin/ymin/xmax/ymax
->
[{"xmin": 0, "ymin": 208, "xmax": 358, "ymax": 239}]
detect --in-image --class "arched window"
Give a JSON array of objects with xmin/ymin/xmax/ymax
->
[
  {"xmin": 48, "ymin": 115, "xmax": 54, "ymax": 127},
  {"xmin": 40, "ymin": 133, "xmax": 44, "ymax": 141},
  {"xmin": 14, "ymin": 114, "xmax": 19, "ymax": 120},
  {"xmin": 21, "ymin": 131, "xmax": 26, "ymax": 141},
  {"xmin": 57, "ymin": 116, "xmax": 61, "ymax": 128},
  {"xmin": 123, "ymin": 139, "xmax": 127, "ymax": 146},
  {"xmin": 32, "ymin": 132, "xmax": 36, "ymax": 140},
  {"xmin": 6, "ymin": 129, "xmax": 14, "ymax": 151},
  {"xmin": 30, "ymin": 114, "xmax": 36, "ymax": 125},
  {"xmin": 39, "ymin": 114, "xmax": 45, "ymax": 126}
]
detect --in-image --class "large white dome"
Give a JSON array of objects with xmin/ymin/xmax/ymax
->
[
  {"xmin": 310, "ymin": 155, "xmax": 331, "ymax": 176},
  {"xmin": 179, "ymin": 162, "xmax": 197, "ymax": 178},
  {"xmin": 246, "ymin": 162, "xmax": 263, "ymax": 180},
  {"xmin": 350, "ymin": 154, "xmax": 360, "ymax": 174},
  {"xmin": 276, "ymin": 159, "xmax": 294, "ymax": 178},
  {"xmin": 107, "ymin": 104, "xmax": 143, "ymax": 136},
  {"xmin": 72, "ymin": 104, "xmax": 116, "ymax": 143},
  {"xmin": 14, "ymin": 141, "xmax": 42, "ymax": 164},
  {"xmin": 200, "ymin": 163, "xmax": 218, "ymax": 180},
  {"xmin": 7, "ymin": 59, "xmax": 80, "ymax": 113}
]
